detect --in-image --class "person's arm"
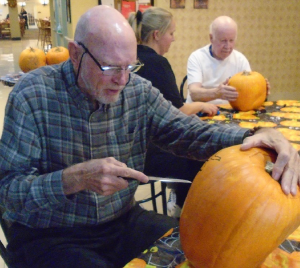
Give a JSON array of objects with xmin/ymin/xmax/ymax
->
[
  {"xmin": 62, "ymin": 158, "xmax": 148, "ymax": 196},
  {"xmin": 179, "ymin": 101, "xmax": 219, "ymax": 116},
  {"xmin": 241, "ymin": 127, "xmax": 300, "ymax": 196},
  {"xmin": 0, "ymin": 89, "xmax": 148, "ymax": 215},
  {"xmin": 188, "ymin": 80, "xmax": 238, "ymax": 102}
]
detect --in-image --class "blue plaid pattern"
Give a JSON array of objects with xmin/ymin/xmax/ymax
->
[{"xmin": 0, "ymin": 60, "xmax": 248, "ymax": 228}]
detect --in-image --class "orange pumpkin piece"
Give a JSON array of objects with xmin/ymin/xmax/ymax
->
[
  {"xmin": 123, "ymin": 258, "xmax": 147, "ymax": 268},
  {"xmin": 239, "ymin": 122, "xmax": 257, "ymax": 129},
  {"xmin": 270, "ymin": 112, "xmax": 288, "ymax": 118},
  {"xmin": 280, "ymin": 121, "xmax": 300, "ymax": 128},
  {"xmin": 19, "ymin": 47, "xmax": 46, "ymax": 73},
  {"xmin": 281, "ymin": 107, "xmax": 300, "ymax": 113},
  {"xmin": 263, "ymin": 101, "xmax": 274, "ymax": 106},
  {"xmin": 217, "ymin": 103, "xmax": 233, "ymax": 110},
  {"xmin": 271, "ymin": 112, "xmax": 300, "ymax": 120},
  {"xmin": 200, "ymin": 114, "xmax": 227, "ymax": 121},
  {"xmin": 176, "ymin": 260, "xmax": 194, "ymax": 268},
  {"xmin": 180, "ymin": 145, "xmax": 300, "ymax": 268},
  {"xmin": 256, "ymin": 121, "xmax": 277, "ymax": 128},
  {"xmin": 277, "ymin": 100, "xmax": 299, "ymax": 106},
  {"xmin": 277, "ymin": 128, "xmax": 300, "ymax": 140},
  {"xmin": 260, "ymin": 248, "xmax": 300, "ymax": 268},
  {"xmin": 291, "ymin": 143, "xmax": 300, "ymax": 151},
  {"xmin": 228, "ymin": 71, "xmax": 267, "ymax": 111},
  {"xmin": 46, "ymin": 46, "xmax": 70, "ymax": 65},
  {"xmin": 233, "ymin": 113, "xmax": 259, "ymax": 120}
]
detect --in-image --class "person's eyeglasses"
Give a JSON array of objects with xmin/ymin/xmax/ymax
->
[{"xmin": 77, "ymin": 42, "xmax": 144, "ymax": 76}]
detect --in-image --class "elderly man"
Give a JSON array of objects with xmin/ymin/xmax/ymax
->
[
  {"xmin": 186, "ymin": 15, "xmax": 269, "ymax": 105},
  {"xmin": 0, "ymin": 6, "xmax": 298, "ymax": 268}
]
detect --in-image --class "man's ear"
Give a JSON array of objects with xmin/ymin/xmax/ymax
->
[
  {"xmin": 68, "ymin": 41, "xmax": 80, "ymax": 68},
  {"xmin": 209, "ymin": 34, "xmax": 213, "ymax": 43}
]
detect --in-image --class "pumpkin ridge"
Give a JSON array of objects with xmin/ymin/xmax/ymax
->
[
  {"xmin": 180, "ymin": 145, "xmax": 300, "ymax": 268},
  {"xmin": 211, "ymin": 168, "xmax": 272, "ymax": 267}
]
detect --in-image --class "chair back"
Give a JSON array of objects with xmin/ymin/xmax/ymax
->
[
  {"xmin": 0, "ymin": 22, "xmax": 11, "ymax": 39},
  {"xmin": 0, "ymin": 207, "xmax": 10, "ymax": 266},
  {"xmin": 180, "ymin": 75, "xmax": 188, "ymax": 102}
]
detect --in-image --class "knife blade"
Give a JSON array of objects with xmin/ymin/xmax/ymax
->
[
  {"xmin": 124, "ymin": 177, "xmax": 192, "ymax": 184},
  {"xmin": 148, "ymin": 177, "xmax": 192, "ymax": 183}
]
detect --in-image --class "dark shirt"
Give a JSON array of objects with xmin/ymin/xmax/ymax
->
[{"xmin": 136, "ymin": 45, "xmax": 183, "ymax": 109}]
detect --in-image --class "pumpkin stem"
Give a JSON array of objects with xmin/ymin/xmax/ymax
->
[
  {"xmin": 242, "ymin": 71, "xmax": 251, "ymax": 76},
  {"xmin": 265, "ymin": 161, "xmax": 274, "ymax": 175}
]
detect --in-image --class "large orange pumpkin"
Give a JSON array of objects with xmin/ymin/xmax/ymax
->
[
  {"xmin": 228, "ymin": 71, "xmax": 267, "ymax": 111},
  {"xmin": 19, "ymin": 47, "xmax": 46, "ymax": 73},
  {"xmin": 180, "ymin": 145, "xmax": 300, "ymax": 268},
  {"xmin": 46, "ymin": 46, "xmax": 69, "ymax": 65}
]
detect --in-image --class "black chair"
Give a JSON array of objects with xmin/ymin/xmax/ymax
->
[
  {"xmin": 180, "ymin": 75, "xmax": 188, "ymax": 102},
  {"xmin": 0, "ymin": 208, "xmax": 28, "ymax": 268},
  {"xmin": 137, "ymin": 179, "xmax": 168, "ymax": 215},
  {"xmin": 0, "ymin": 208, "xmax": 11, "ymax": 267}
]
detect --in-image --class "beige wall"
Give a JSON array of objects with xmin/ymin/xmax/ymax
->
[
  {"xmin": 67, "ymin": 0, "xmax": 98, "ymax": 40},
  {"xmin": 51, "ymin": 0, "xmax": 300, "ymax": 101},
  {"xmin": 155, "ymin": 0, "xmax": 300, "ymax": 101}
]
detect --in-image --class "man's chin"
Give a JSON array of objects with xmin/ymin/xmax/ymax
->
[{"xmin": 96, "ymin": 94, "xmax": 120, "ymax": 104}]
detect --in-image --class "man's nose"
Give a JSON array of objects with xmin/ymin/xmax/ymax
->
[{"xmin": 111, "ymin": 71, "xmax": 129, "ymax": 85}]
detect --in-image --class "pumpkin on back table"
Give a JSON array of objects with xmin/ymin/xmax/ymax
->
[
  {"xmin": 19, "ymin": 47, "xmax": 46, "ymax": 73},
  {"xmin": 46, "ymin": 46, "xmax": 70, "ymax": 65},
  {"xmin": 228, "ymin": 71, "xmax": 267, "ymax": 111},
  {"xmin": 180, "ymin": 145, "xmax": 300, "ymax": 268}
]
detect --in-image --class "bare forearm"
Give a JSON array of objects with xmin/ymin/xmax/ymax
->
[
  {"xmin": 180, "ymin": 102, "xmax": 218, "ymax": 116},
  {"xmin": 189, "ymin": 85, "xmax": 219, "ymax": 102},
  {"xmin": 180, "ymin": 103, "xmax": 203, "ymax": 115}
]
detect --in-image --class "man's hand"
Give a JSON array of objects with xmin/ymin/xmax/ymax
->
[
  {"xmin": 241, "ymin": 128, "xmax": 300, "ymax": 195},
  {"xmin": 216, "ymin": 79, "xmax": 238, "ymax": 101},
  {"xmin": 62, "ymin": 158, "xmax": 148, "ymax": 196}
]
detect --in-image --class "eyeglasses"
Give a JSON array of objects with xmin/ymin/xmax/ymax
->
[{"xmin": 77, "ymin": 42, "xmax": 144, "ymax": 76}]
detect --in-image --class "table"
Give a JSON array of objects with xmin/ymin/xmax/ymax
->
[
  {"xmin": 0, "ymin": 72, "xmax": 23, "ymax": 87},
  {"xmin": 200, "ymin": 100, "xmax": 300, "ymax": 152},
  {"xmin": 125, "ymin": 100, "xmax": 300, "ymax": 267},
  {"xmin": 124, "ymin": 225, "xmax": 300, "ymax": 268}
]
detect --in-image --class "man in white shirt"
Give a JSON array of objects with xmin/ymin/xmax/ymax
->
[{"xmin": 186, "ymin": 16, "xmax": 252, "ymax": 105}]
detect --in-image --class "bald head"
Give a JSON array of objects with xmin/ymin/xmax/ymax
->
[
  {"xmin": 210, "ymin": 16, "xmax": 237, "ymax": 39},
  {"xmin": 74, "ymin": 5, "xmax": 137, "ymax": 58}
]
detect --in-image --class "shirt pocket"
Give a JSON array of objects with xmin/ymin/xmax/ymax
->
[{"xmin": 105, "ymin": 124, "xmax": 139, "ymax": 164}]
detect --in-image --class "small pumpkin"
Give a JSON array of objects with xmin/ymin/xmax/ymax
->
[
  {"xmin": 180, "ymin": 145, "xmax": 300, "ymax": 268},
  {"xmin": 46, "ymin": 46, "xmax": 69, "ymax": 65},
  {"xmin": 228, "ymin": 71, "xmax": 267, "ymax": 111},
  {"xmin": 19, "ymin": 47, "xmax": 46, "ymax": 73}
]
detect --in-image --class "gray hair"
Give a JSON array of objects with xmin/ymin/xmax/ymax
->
[{"xmin": 128, "ymin": 7, "xmax": 173, "ymax": 44}]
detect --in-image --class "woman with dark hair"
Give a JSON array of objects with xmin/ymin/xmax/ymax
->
[{"xmin": 128, "ymin": 7, "xmax": 218, "ymax": 217}]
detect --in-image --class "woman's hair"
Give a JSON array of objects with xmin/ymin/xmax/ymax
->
[{"xmin": 128, "ymin": 7, "xmax": 173, "ymax": 44}]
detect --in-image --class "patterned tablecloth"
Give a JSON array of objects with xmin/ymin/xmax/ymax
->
[{"xmin": 125, "ymin": 100, "xmax": 300, "ymax": 268}]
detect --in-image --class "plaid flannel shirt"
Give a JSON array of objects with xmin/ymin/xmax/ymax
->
[{"xmin": 0, "ymin": 59, "xmax": 248, "ymax": 228}]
